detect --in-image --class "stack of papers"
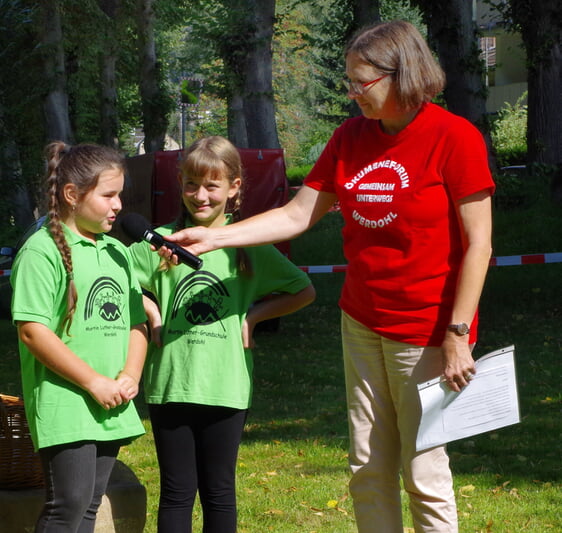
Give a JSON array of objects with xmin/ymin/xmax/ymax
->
[{"xmin": 416, "ymin": 345, "xmax": 520, "ymax": 451}]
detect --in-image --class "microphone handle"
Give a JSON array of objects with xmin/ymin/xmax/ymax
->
[{"xmin": 145, "ymin": 230, "xmax": 202, "ymax": 270}]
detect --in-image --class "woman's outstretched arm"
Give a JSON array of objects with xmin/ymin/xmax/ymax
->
[{"xmin": 163, "ymin": 185, "xmax": 338, "ymax": 258}]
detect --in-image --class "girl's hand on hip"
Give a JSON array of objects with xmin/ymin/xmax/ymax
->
[{"xmin": 241, "ymin": 318, "xmax": 256, "ymax": 349}]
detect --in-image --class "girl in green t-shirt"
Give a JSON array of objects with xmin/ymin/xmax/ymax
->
[
  {"xmin": 11, "ymin": 142, "xmax": 147, "ymax": 533},
  {"xmin": 130, "ymin": 136, "xmax": 315, "ymax": 533}
]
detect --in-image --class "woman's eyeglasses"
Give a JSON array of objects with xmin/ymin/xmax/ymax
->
[{"xmin": 342, "ymin": 74, "xmax": 390, "ymax": 96}]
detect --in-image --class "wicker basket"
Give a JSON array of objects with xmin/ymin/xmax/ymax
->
[{"xmin": 0, "ymin": 393, "xmax": 44, "ymax": 489}]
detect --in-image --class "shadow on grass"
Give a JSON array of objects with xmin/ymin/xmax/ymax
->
[{"xmin": 2, "ymin": 244, "xmax": 561, "ymax": 489}]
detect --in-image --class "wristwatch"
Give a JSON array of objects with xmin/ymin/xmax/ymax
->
[{"xmin": 447, "ymin": 322, "xmax": 470, "ymax": 336}]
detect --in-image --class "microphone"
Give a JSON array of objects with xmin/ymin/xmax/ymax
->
[{"xmin": 120, "ymin": 212, "xmax": 203, "ymax": 270}]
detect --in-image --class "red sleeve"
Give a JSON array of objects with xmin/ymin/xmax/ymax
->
[
  {"xmin": 442, "ymin": 118, "xmax": 496, "ymax": 202},
  {"xmin": 303, "ymin": 122, "xmax": 348, "ymax": 194}
]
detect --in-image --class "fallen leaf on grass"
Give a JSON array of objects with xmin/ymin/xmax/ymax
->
[
  {"xmin": 264, "ymin": 509, "xmax": 284, "ymax": 515},
  {"xmin": 459, "ymin": 484, "xmax": 476, "ymax": 497},
  {"xmin": 492, "ymin": 480, "xmax": 510, "ymax": 494}
]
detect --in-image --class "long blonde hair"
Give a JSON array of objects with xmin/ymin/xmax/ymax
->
[{"xmin": 45, "ymin": 141, "xmax": 124, "ymax": 333}]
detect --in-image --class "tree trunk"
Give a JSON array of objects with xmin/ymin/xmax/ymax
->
[
  {"xmin": 218, "ymin": 0, "xmax": 280, "ymax": 149},
  {"xmin": 98, "ymin": 0, "xmax": 120, "ymax": 149},
  {"xmin": 219, "ymin": 2, "xmax": 250, "ymax": 149},
  {"xmin": 417, "ymin": 0, "xmax": 488, "ymax": 127},
  {"xmin": 227, "ymin": 94, "xmax": 249, "ymax": 148},
  {"xmin": 137, "ymin": 0, "xmax": 168, "ymax": 153},
  {"xmin": 413, "ymin": 0, "xmax": 494, "ymax": 168},
  {"xmin": 39, "ymin": 0, "xmax": 73, "ymax": 143},
  {"xmin": 511, "ymin": 0, "xmax": 562, "ymax": 166},
  {"xmin": 242, "ymin": 0, "xmax": 280, "ymax": 149},
  {"xmin": 0, "ymin": 101, "xmax": 36, "ymax": 228}
]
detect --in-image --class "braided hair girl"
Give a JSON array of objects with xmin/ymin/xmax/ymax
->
[
  {"xmin": 11, "ymin": 141, "xmax": 147, "ymax": 533},
  {"xmin": 44, "ymin": 141, "xmax": 125, "ymax": 332}
]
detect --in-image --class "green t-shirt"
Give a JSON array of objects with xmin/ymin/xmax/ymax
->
[
  {"xmin": 129, "ymin": 220, "xmax": 311, "ymax": 409},
  {"xmin": 10, "ymin": 224, "xmax": 146, "ymax": 450}
]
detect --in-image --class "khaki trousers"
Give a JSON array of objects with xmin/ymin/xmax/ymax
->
[{"xmin": 341, "ymin": 312, "xmax": 458, "ymax": 533}]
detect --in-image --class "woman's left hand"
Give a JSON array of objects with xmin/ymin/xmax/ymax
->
[{"xmin": 441, "ymin": 333, "xmax": 476, "ymax": 392}]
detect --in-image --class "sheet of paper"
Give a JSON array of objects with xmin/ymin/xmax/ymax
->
[{"xmin": 416, "ymin": 345, "xmax": 520, "ymax": 452}]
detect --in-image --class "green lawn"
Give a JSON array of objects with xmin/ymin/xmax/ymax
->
[{"xmin": 2, "ymin": 191, "xmax": 562, "ymax": 532}]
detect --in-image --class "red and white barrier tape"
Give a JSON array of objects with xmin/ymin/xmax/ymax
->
[
  {"xmin": 300, "ymin": 253, "xmax": 562, "ymax": 273},
  {"xmin": 488, "ymin": 252, "xmax": 562, "ymax": 266},
  {"xmin": 2, "ymin": 253, "xmax": 562, "ymax": 277}
]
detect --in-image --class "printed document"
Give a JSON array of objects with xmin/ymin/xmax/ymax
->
[{"xmin": 416, "ymin": 345, "xmax": 520, "ymax": 451}]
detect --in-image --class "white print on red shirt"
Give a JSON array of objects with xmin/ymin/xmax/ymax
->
[
  {"xmin": 344, "ymin": 159, "xmax": 410, "ymax": 229},
  {"xmin": 344, "ymin": 159, "xmax": 410, "ymax": 190}
]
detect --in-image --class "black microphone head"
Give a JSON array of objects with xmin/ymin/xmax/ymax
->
[
  {"xmin": 119, "ymin": 212, "xmax": 202, "ymax": 270},
  {"xmin": 119, "ymin": 212, "xmax": 151, "ymax": 243}
]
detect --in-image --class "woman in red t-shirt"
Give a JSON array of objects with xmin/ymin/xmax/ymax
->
[{"xmin": 162, "ymin": 20, "xmax": 494, "ymax": 532}]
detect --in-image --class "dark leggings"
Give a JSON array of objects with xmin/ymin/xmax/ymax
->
[
  {"xmin": 149, "ymin": 402, "xmax": 248, "ymax": 533},
  {"xmin": 35, "ymin": 440, "xmax": 120, "ymax": 533}
]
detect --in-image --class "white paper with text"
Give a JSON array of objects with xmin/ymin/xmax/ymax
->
[{"xmin": 416, "ymin": 345, "xmax": 520, "ymax": 451}]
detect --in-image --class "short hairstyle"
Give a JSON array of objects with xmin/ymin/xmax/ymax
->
[{"xmin": 345, "ymin": 20, "xmax": 445, "ymax": 110}]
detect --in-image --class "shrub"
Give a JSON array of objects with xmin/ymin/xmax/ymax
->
[
  {"xmin": 286, "ymin": 164, "xmax": 313, "ymax": 186},
  {"xmin": 491, "ymin": 93, "xmax": 527, "ymax": 167}
]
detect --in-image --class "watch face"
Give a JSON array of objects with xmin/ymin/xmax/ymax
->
[{"xmin": 448, "ymin": 323, "xmax": 470, "ymax": 335}]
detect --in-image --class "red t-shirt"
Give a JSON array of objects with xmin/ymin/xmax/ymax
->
[{"xmin": 304, "ymin": 103, "xmax": 495, "ymax": 346}]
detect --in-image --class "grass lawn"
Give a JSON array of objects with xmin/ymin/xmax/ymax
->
[{"xmin": 1, "ymin": 184, "xmax": 562, "ymax": 532}]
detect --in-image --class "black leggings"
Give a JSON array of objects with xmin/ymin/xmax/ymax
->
[
  {"xmin": 149, "ymin": 402, "xmax": 248, "ymax": 533},
  {"xmin": 35, "ymin": 440, "xmax": 120, "ymax": 533}
]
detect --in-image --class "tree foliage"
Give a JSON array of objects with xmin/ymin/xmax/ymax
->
[
  {"xmin": 2, "ymin": 0, "xmax": 562, "ymax": 228},
  {"xmin": 486, "ymin": 0, "xmax": 562, "ymax": 167}
]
